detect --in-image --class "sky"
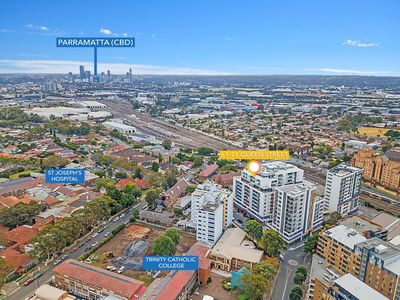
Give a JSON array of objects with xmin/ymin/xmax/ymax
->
[{"xmin": 0, "ymin": 0, "xmax": 399, "ymax": 76}]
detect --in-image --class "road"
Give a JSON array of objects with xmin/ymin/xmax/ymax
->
[
  {"xmin": 270, "ymin": 244, "xmax": 311, "ymax": 300},
  {"xmin": 7, "ymin": 203, "xmax": 145, "ymax": 300}
]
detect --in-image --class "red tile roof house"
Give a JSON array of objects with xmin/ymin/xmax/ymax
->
[
  {"xmin": 115, "ymin": 178, "xmax": 134, "ymax": 190},
  {"xmin": 134, "ymin": 178, "xmax": 149, "ymax": 190},
  {"xmin": 53, "ymin": 259, "xmax": 146, "ymax": 300},
  {"xmin": 146, "ymin": 243, "xmax": 212, "ymax": 300},
  {"xmin": 214, "ymin": 172, "xmax": 241, "ymax": 188},
  {"xmin": 0, "ymin": 225, "xmax": 40, "ymax": 276},
  {"xmin": 160, "ymin": 178, "xmax": 190, "ymax": 208},
  {"xmin": 198, "ymin": 164, "xmax": 219, "ymax": 182}
]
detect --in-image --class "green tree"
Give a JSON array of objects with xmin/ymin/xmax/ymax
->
[
  {"xmin": 259, "ymin": 229, "xmax": 286, "ymax": 257},
  {"xmin": 151, "ymin": 162, "xmax": 160, "ymax": 172},
  {"xmin": 165, "ymin": 171, "xmax": 177, "ymax": 188},
  {"xmin": 193, "ymin": 156, "xmax": 203, "ymax": 168},
  {"xmin": 239, "ymin": 273, "xmax": 268, "ymax": 300},
  {"xmin": 296, "ymin": 265, "xmax": 308, "ymax": 278},
  {"xmin": 115, "ymin": 171, "xmax": 128, "ymax": 179},
  {"xmin": 134, "ymin": 167, "xmax": 143, "ymax": 179},
  {"xmin": 197, "ymin": 147, "xmax": 214, "ymax": 156},
  {"xmin": 246, "ymin": 220, "xmax": 263, "ymax": 241},
  {"xmin": 162, "ymin": 139, "xmax": 172, "ymax": 150},
  {"xmin": 165, "ymin": 228, "xmax": 180, "ymax": 245},
  {"xmin": 43, "ymin": 155, "xmax": 68, "ymax": 169},
  {"xmin": 304, "ymin": 233, "xmax": 319, "ymax": 253},
  {"xmin": 289, "ymin": 285, "xmax": 303, "ymax": 300},
  {"xmin": 187, "ymin": 185, "xmax": 196, "ymax": 193},
  {"xmin": 145, "ymin": 189, "xmax": 160, "ymax": 209},
  {"xmin": 253, "ymin": 263, "xmax": 276, "ymax": 281},
  {"xmin": 294, "ymin": 272, "xmax": 306, "ymax": 285},
  {"xmin": 130, "ymin": 209, "xmax": 140, "ymax": 222},
  {"xmin": 0, "ymin": 202, "xmax": 43, "ymax": 229},
  {"xmin": 152, "ymin": 236, "xmax": 176, "ymax": 256}
]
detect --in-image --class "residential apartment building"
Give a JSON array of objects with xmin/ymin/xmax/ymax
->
[
  {"xmin": 316, "ymin": 225, "xmax": 366, "ymax": 277},
  {"xmin": 53, "ymin": 259, "xmax": 146, "ymax": 300},
  {"xmin": 270, "ymin": 180, "xmax": 324, "ymax": 243},
  {"xmin": 233, "ymin": 161, "xmax": 304, "ymax": 223},
  {"xmin": 323, "ymin": 165, "xmax": 362, "ymax": 217},
  {"xmin": 355, "ymin": 238, "xmax": 400, "ymax": 300},
  {"xmin": 316, "ymin": 224, "xmax": 400, "ymax": 300},
  {"xmin": 352, "ymin": 149, "xmax": 400, "ymax": 192},
  {"xmin": 191, "ymin": 181, "xmax": 233, "ymax": 246}
]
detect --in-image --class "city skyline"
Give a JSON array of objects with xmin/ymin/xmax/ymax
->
[{"xmin": 1, "ymin": 0, "xmax": 399, "ymax": 76}]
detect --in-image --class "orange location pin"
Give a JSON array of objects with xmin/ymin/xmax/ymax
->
[{"xmin": 247, "ymin": 160, "xmax": 262, "ymax": 176}]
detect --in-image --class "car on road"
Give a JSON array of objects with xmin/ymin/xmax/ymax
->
[
  {"xmin": 53, "ymin": 259, "xmax": 62, "ymax": 266},
  {"xmin": 34, "ymin": 272, "xmax": 43, "ymax": 279},
  {"xmin": 113, "ymin": 217, "xmax": 119, "ymax": 222},
  {"xmin": 61, "ymin": 254, "xmax": 68, "ymax": 260},
  {"xmin": 123, "ymin": 220, "xmax": 129, "ymax": 225},
  {"xmin": 24, "ymin": 278, "xmax": 34, "ymax": 286},
  {"xmin": 86, "ymin": 237, "xmax": 92, "ymax": 242}
]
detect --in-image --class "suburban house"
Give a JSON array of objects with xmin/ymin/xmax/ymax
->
[{"xmin": 160, "ymin": 178, "xmax": 190, "ymax": 208}]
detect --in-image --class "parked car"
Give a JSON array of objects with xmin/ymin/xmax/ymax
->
[
  {"xmin": 117, "ymin": 266, "xmax": 126, "ymax": 274},
  {"xmin": 34, "ymin": 272, "xmax": 43, "ymax": 279},
  {"xmin": 104, "ymin": 232, "xmax": 110, "ymax": 237},
  {"xmin": 92, "ymin": 232, "xmax": 98, "ymax": 238}
]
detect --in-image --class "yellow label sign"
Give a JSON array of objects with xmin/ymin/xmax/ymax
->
[{"xmin": 218, "ymin": 150, "xmax": 290, "ymax": 160}]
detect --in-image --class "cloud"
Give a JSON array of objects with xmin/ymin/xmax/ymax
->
[
  {"xmin": 343, "ymin": 39, "xmax": 379, "ymax": 48},
  {"xmin": 0, "ymin": 59, "xmax": 233, "ymax": 75},
  {"xmin": 100, "ymin": 28, "xmax": 112, "ymax": 35},
  {"xmin": 26, "ymin": 24, "xmax": 50, "ymax": 31},
  {"xmin": 305, "ymin": 68, "xmax": 399, "ymax": 76}
]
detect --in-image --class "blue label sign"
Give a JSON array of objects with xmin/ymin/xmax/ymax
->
[
  {"xmin": 142, "ymin": 256, "xmax": 199, "ymax": 271},
  {"xmin": 56, "ymin": 37, "xmax": 135, "ymax": 48},
  {"xmin": 45, "ymin": 169, "xmax": 85, "ymax": 184}
]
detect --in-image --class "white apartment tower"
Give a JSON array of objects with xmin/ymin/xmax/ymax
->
[
  {"xmin": 271, "ymin": 180, "xmax": 324, "ymax": 243},
  {"xmin": 323, "ymin": 165, "xmax": 362, "ymax": 217},
  {"xmin": 191, "ymin": 181, "xmax": 233, "ymax": 246},
  {"xmin": 233, "ymin": 161, "xmax": 304, "ymax": 223}
]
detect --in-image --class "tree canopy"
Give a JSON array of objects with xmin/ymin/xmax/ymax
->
[
  {"xmin": 0, "ymin": 202, "xmax": 43, "ymax": 229},
  {"xmin": 259, "ymin": 229, "xmax": 286, "ymax": 257},
  {"xmin": 245, "ymin": 219, "xmax": 263, "ymax": 241},
  {"xmin": 152, "ymin": 236, "xmax": 176, "ymax": 256}
]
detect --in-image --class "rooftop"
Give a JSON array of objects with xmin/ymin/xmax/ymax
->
[
  {"xmin": 335, "ymin": 274, "xmax": 389, "ymax": 300},
  {"xmin": 328, "ymin": 165, "xmax": 362, "ymax": 177},
  {"xmin": 211, "ymin": 227, "xmax": 263, "ymax": 263},
  {"xmin": 339, "ymin": 215, "xmax": 384, "ymax": 236},
  {"xmin": 323, "ymin": 225, "xmax": 367, "ymax": 250},
  {"xmin": 309, "ymin": 254, "xmax": 340, "ymax": 287},
  {"xmin": 53, "ymin": 259, "xmax": 145, "ymax": 299}
]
